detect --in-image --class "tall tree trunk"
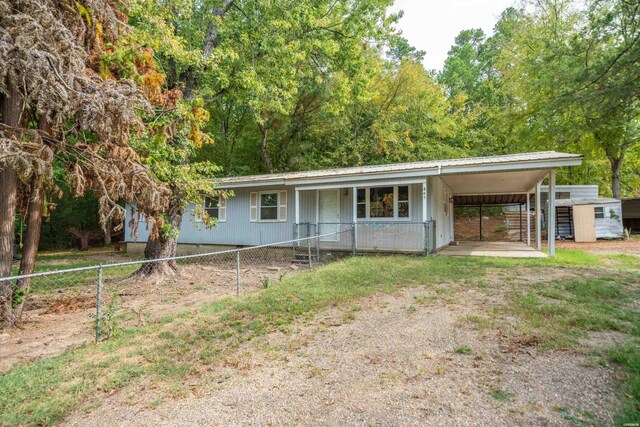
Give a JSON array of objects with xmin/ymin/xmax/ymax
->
[
  {"xmin": 259, "ymin": 125, "xmax": 274, "ymax": 173},
  {"xmin": 0, "ymin": 81, "xmax": 23, "ymax": 326},
  {"xmin": 13, "ymin": 119, "xmax": 50, "ymax": 322},
  {"xmin": 104, "ymin": 216, "xmax": 112, "ymax": 246},
  {"xmin": 608, "ymin": 154, "xmax": 623, "ymax": 199},
  {"xmin": 135, "ymin": 195, "xmax": 183, "ymax": 277}
]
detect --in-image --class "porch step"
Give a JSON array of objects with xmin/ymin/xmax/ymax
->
[
  {"xmin": 505, "ymin": 211, "xmax": 536, "ymax": 230},
  {"xmin": 292, "ymin": 253, "xmax": 317, "ymax": 263}
]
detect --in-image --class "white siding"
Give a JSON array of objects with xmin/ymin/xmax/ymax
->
[
  {"xmin": 594, "ymin": 202, "xmax": 624, "ymax": 238},
  {"xmin": 429, "ymin": 177, "xmax": 453, "ymax": 250}
]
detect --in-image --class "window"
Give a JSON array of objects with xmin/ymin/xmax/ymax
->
[
  {"xmin": 398, "ymin": 185, "xmax": 409, "ymax": 218},
  {"xmin": 250, "ymin": 191, "xmax": 287, "ymax": 222},
  {"xmin": 356, "ymin": 189, "xmax": 366, "ymax": 219},
  {"xmin": 200, "ymin": 196, "xmax": 226, "ymax": 222},
  {"xmin": 594, "ymin": 206, "xmax": 604, "ymax": 219},
  {"xmin": 204, "ymin": 196, "xmax": 219, "ymax": 219},
  {"xmin": 556, "ymin": 192, "xmax": 570, "ymax": 199},
  {"xmin": 260, "ymin": 193, "xmax": 278, "ymax": 220},
  {"xmin": 370, "ymin": 186, "xmax": 394, "ymax": 218},
  {"xmin": 356, "ymin": 185, "xmax": 410, "ymax": 220}
]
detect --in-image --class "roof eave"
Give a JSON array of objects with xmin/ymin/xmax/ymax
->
[{"xmin": 217, "ymin": 154, "xmax": 583, "ymax": 189}]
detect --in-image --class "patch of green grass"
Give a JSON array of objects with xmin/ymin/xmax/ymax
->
[
  {"xmin": 602, "ymin": 253, "xmax": 640, "ymax": 268},
  {"xmin": 511, "ymin": 275, "xmax": 640, "ymax": 349},
  {"xmin": 454, "ymin": 345, "xmax": 473, "ymax": 355},
  {"xmin": 489, "ymin": 387, "xmax": 513, "ymax": 402},
  {"xmin": 608, "ymin": 341, "xmax": 640, "ymax": 424}
]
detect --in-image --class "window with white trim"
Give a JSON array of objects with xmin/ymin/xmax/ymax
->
[
  {"xmin": 200, "ymin": 196, "xmax": 226, "ymax": 222},
  {"xmin": 250, "ymin": 191, "xmax": 287, "ymax": 222},
  {"xmin": 356, "ymin": 185, "xmax": 410, "ymax": 220},
  {"xmin": 260, "ymin": 192, "xmax": 278, "ymax": 220}
]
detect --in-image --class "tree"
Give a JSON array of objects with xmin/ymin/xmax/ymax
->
[
  {"xmin": 126, "ymin": 0, "xmax": 230, "ymax": 276},
  {"xmin": 484, "ymin": 1, "xmax": 640, "ymax": 197},
  {"xmin": 0, "ymin": 0, "xmax": 168, "ymax": 326}
]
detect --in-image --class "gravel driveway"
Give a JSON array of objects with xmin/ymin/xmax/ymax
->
[{"xmin": 64, "ymin": 286, "xmax": 618, "ymax": 426}]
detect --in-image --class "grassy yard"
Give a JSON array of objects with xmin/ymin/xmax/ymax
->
[
  {"xmin": 0, "ymin": 250, "xmax": 638, "ymax": 425},
  {"xmin": 10, "ymin": 249, "xmax": 137, "ymax": 295}
]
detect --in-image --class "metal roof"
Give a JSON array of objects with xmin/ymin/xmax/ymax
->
[
  {"xmin": 556, "ymin": 198, "xmax": 621, "ymax": 206},
  {"xmin": 220, "ymin": 151, "xmax": 582, "ymax": 188}
]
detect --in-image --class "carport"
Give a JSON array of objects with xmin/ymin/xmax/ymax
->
[{"xmin": 438, "ymin": 166, "xmax": 562, "ymax": 257}]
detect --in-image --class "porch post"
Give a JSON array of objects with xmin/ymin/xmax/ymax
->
[
  {"xmin": 548, "ymin": 170, "xmax": 556, "ymax": 256},
  {"xmin": 526, "ymin": 192, "xmax": 531, "ymax": 247},
  {"xmin": 422, "ymin": 181, "xmax": 428, "ymax": 254},
  {"xmin": 352, "ymin": 186, "xmax": 357, "ymax": 254},
  {"xmin": 422, "ymin": 181, "xmax": 427, "ymax": 222},
  {"xmin": 295, "ymin": 189, "xmax": 300, "ymax": 225},
  {"xmin": 535, "ymin": 181, "xmax": 542, "ymax": 251}
]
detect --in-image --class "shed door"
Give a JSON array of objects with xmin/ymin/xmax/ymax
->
[
  {"xmin": 573, "ymin": 205, "xmax": 596, "ymax": 242},
  {"xmin": 318, "ymin": 190, "xmax": 340, "ymax": 241}
]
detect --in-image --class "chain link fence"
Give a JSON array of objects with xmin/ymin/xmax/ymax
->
[{"xmin": 0, "ymin": 221, "xmax": 435, "ymax": 346}]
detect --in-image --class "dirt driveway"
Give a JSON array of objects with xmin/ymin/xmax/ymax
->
[{"xmin": 64, "ymin": 285, "xmax": 620, "ymax": 426}]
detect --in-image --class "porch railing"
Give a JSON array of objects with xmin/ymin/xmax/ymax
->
[{"xmin": 294, "ymin": 221, "xmax": 436, "ymax": 255}]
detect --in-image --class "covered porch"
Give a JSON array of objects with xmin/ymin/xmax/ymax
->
[{"xmin": 293, "ymin": 179, "xmax": 433, "ymax": 254}]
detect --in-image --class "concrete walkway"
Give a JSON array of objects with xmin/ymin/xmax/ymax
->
[{"xmin": 438, "ymin": 241, "xmax": 547, "ymax": 258}]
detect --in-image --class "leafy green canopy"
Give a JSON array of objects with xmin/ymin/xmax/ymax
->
[{"xmin": 439, "ymin": 1, "xmax": 640, "ymax": 197}]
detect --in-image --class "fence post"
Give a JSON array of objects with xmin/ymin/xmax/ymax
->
[
  {"xmin": 352, "ymin": 222, "xmax": 356, "ymax": 255},
  {"xmin": 423, "ymin": 222, "xmax": 428, "ymax": 256},
  {"xmin": 95, "ymin": 264, "xmax": 103, "ymax": 342},
  {"xmin": 292, "ymin": 223, "xmax": 297, "ymax": 259},
  {"xmin": 307, "ymin": 235, "xmax": 312, "ymax": 268},
  {"xmin": 432, "ymin": 221, "xmax": 437, "ymax": 255},
  {"xmin": 236, "ymin": 250, "xmax": 240, "ymax": 296}
]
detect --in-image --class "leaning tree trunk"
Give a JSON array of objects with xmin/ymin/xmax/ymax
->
[
  {"xmin": 14, "ymin": 175, "xmax": 45, "ymax": 321},
  {"xmin": 134, "ymin": 196, "xmax": 184, "ymax": 277},
  {"xmin": 0, "ymin": 81, "xmax": 23, "ymax": 326}
]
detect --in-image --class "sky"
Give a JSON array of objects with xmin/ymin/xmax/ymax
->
[{"xmin": 388, "ymin": 0, "xmax": 516, "ymax": 72}]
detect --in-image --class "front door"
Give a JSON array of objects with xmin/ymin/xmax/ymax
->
[
  {"xmin": 573, "ymin": 205, "xmax": 596, "ymax": 242},
  {"xmin": 318, "ymin": 189, "xmax": 340, "ymax": 241}
]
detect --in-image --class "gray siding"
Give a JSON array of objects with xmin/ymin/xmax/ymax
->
[
  {"xmin": 125, "ymin": 182, "xmax": 429, "ymax": 249},
  {"xmin": 126, "ymin": 185, "xmax": 298, "ymax": 246},
  {"xmin": 540, "ymin": 185, "xmax": 599, "ymax": 205}
]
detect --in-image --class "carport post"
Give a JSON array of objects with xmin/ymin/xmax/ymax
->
[
  {"xmin": 479, "ymin": 203, "xmax": 483, "ymax": 241},
  {"xmin": 535, "ymin": 181, "xmax": 542, "ymax": 251},
  {"xmin": 548, "ymin": 170, "xmax": 556, "ymax": 256},
  {"xmin": 526, "ymin": 192, "xmax": 531, "ymax": 247}
]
